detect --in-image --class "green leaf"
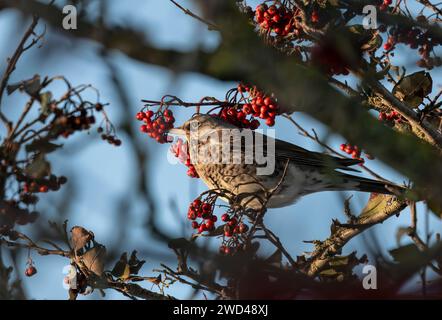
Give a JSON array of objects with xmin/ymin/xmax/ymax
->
[
  {"xmin": 359, "ymin": 194, "xmax": 405, "ymax": 219},
  {"xmin": 393, "ymin": 71, "xmax": 433, "ymax": 108},
  {"xmin": 128, "ymin": 250, "xmax": 145, "ymax": 275},
  {"xmin": 39, "ymin": 91, "xmax": 53, "ymax": 117},
  {"xmin": 111, "ymin": 252, "xmax": 131, "ymax": 280},
  {"xmin": 24, "ymin": 155, "xmax": 50, "ymax": 179},
  {"xmin": 389, "ymin": 244, "xmax": 422, "ymax": 264},
  {"xmin": 168, "ymin": 237, "xmax": 192, "ymax": 250},
  {"xmin": 347, "ymin": 25, "xmax": 382, "ymax": 52},
  {"xmin": 6, "ymin": 74, "xmax": 41, "ymax": 96},
  {"xmin": 26, "ymin": 138, "xmax": 62, "ymax": 154}
]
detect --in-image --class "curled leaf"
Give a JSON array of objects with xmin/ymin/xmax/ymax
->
[
  {"xmin": 70, "ymin": 226, "xmax": 94, "ymax": 252},
  {"xmin": 26, "ymin": 138, "xmax": 62, "ymax": 154},
  {"xmin": 168, "ymin": 237, "xmax": 192, "ymax": 250},
  {"xmin": 389, "ymin": 244, "xmax": 422, "ymax": 264},
  {"xmin": 111, "ymin": 252, "xmax": 130, "ymax": 280},
  {"xmin": 128, "ymin": 250, "xmax": 146, "ymax": 275},
  {"xmin": 393, "ymin": 71, "xmax": 432, "ymax": 108},
  {"xmin": 359, "ymin": 194, "xmax": 406, "ymax": 219},
  {"xmin": 80, "ymin": 244, "xmax": 106, "ymax": 276},
  {"xmin": 24, "ymin": 154, "xmax": 51, "ymax": 179},
  {"xmin": 6, "ymin": 74, "xmax": 41, "ymax": 96}
]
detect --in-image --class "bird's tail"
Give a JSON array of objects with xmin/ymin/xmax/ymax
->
[{"xmin": 337, "ymin": 173, "xmax": 401, "ymax": 195}]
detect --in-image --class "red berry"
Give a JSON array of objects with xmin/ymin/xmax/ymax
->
[
  {"xmin": 205, "ymin": 219, "xmax": 214, "ymax": 230},
  {"xmin": 228, "ymin": 217, "xmax": 237, "ymax": 227},
  {"xmin": 340, "ymin": 143, "xmax": 346, "ymax": 151},
  {"xmin": 221, "ymin": 213, "xmax": 230, "ymax": 222},
  {"xmin": 39, "ymin": 185, "xmax": 48, "ymax": 193},
  {"xmin": 239, "ymin": 223, "xmax": 249, "ymax": 233},
  {"xmin": 250, "ymin": 119, "xmax": 260, "ymax": 130},
  {"xmin": 268, "ymin": 102, "xmax": 278, "ymax": 110},
  {"xmin": 267, "ymin": 5, "xmax": 277, "ymax": 15},
  {"xmin": 243, "ymin": 104, "xmax": 252, "ymax": 114},
  {"xmin": 198, "ymin": 224, "xmax": 206, "ymax": 233},
  {"xmin": 25, "ymin": 266, "xmax": 37, "ymax": 277},
  {"xmin": 265, "ymin": 118, "xmax": 275, "ymax": 126},
  {"xmin": 136, "ymin": 112, "xmax": 145, "ymax": 121},
  {"xmin": 256, "ymin": 4, "xmax": 267, "ymax": 12},
  {"xmin": 145, "ymin": 110, "xmax": 154, "ymax": 118},
  {"xmin": 191, "ymin": 221, "xmax": 199, "ymax": 229},
  {"xmin": 192, "ymin": 199, "xmax": 202, "ymax": 208},
  {"xmin": 378, "ymin": 112, "xmax": 386, "ymax": 121},
  {"xmin": 351, "ymin": 150, "xmax": 360, "ymax": 158},
  {"xmin": 383, "ymin": 42, "xmax": 392, "ymax": 51},
  {"xmin": 188, "ymin": 211, "xmax": 196, "ymax": 220},
  {"xmin": 236, "ymin": 111, "xmax": 246, "ymax": 120},
  {"xmin": 202, "ymin": 203, "xmax": 212, "ymax": 213},
  {"xmin": 227, "ymin": 108, "xmax": 237, "ymax": 117},
  {"xmin": 140, "ymin": 125, "xmax": 148, "ymax": 133},
  {"xmin": 311, "ymin": 11, "xmax": 319, "ymax": 23}
]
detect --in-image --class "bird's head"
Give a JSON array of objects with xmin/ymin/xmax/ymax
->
[{"xmin": 169, "ymin": 113, "xmax": 233, "ymax": 141}]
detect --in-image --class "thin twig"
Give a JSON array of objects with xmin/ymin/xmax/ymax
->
[{"xmin": 169, "ymin": 0, "xmax": 220, "ymax": 31}]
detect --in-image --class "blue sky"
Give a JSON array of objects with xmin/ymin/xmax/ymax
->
[{"xmin": 0, "ymin": 0, "xmax": 441, "ymax": 299}]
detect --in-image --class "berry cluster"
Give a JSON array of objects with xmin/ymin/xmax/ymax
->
[
  {"xmin": 255, "ymin": 3, "xmax": 301, "ymax": 37},
  {"xmin": 237, "ymin": 84, "xmax": 279, "ymax": 127},
  {"xmin": 58, "ymin": 112, "xmax": 96, "ymax": 139},
  {"xmin": 340, "ymin": 143, "xmax": 365, "ymax": 163},
  {"xmin": 185, "ymin": 194, "xmax": 251, "ymax": 256},
  {"xmin": 218, "ymin": 212, "xmax": 249, "ymax": 256},
  {"xmin": 0, "ymin": 200, "xmax": 40, "ymax": 229},
  {"xmin": 387, "ymin": 26, "xmax": 442, "ymax": 69},
  {"xmin": 311, "ymin": 43, "xmax": 351, "ymax": 76},
  {"xmin": 217, "ymin": 107, "xmax": 261, "ymax": 130},
  {"xmin": 21, "ymin": 175, "xmax": 67, "ymax": 195},
  {"xmin": 99, "ymin": 130, "xmax": 121, "ymax": 146},
  {"xmin": 137, "ymin": 109, "xmax": 175, "ymax": 144},
  {"xmin": 378, "ymin": 110, "xmax": 402, "ymax": 123},
  {"xmin": 187, "ymin": 199, "xmax": 216, "ymax": 233},
  {"xmin": 220, "ymin": 213, "xmax": 248, "ymax": 238},
  {"xmin": 170, "ymin": 138, "xmax": 199, "ymax": 178}
]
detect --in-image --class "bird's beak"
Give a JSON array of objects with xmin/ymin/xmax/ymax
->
[{"xmin": 168, "ymin": 125, "xmax": 186, "ymax": 136}]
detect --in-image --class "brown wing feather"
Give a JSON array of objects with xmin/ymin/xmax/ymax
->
[{"xmin": 273, "ymin": 138, "xmax": 362, "ymax": 171}]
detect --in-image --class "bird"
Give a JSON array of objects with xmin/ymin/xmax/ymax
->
[{"xmin": 170, "ymin": 114, "xmax": 398, "ymax": 211}]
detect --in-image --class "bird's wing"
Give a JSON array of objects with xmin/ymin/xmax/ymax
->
[
  {"xmin": 209, "ymin": 127, "xmax": 361, "ymax": 172},
  {"xmin": 249, "ymin": 130, "xmax": 361, "ymax": 171},
  {"xmin": 273, "ymin": 136, "xmax": 362, "ymax": 171}
]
